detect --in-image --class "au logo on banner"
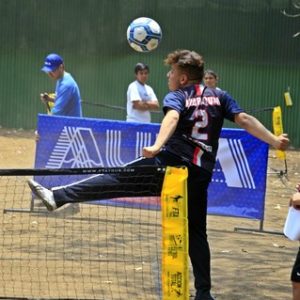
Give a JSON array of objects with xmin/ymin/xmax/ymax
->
[
  {"xmin": 45, "ymin": 126, "xmax": 155, "ymax": 168},
  {"xmin": 35, "ymin": 115, "xmax": 268, "ymax": 220},
  {"xmin": 46, "ymin": 127, "xmax": 103, "ymax": 168}
]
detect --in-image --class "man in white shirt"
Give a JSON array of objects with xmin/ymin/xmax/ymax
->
[{"xmin": 126, "ymin": 63, "xmax": 159, "ymax": 123}]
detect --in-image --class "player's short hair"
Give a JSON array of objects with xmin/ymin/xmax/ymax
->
[
  {"xmin": 164, "ymin": 49, "xmax": 204, "ymax": 81},
  {"xmin": 134, "ymin": 62, "xmax": 149, "ymax": 74},
  {"xmin": 204, "ymin": 69, "xmax": 218, "ymax": 79}
]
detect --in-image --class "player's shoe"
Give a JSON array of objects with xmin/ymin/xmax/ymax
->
[
  {"xmin": 195, "ymin": 290, "xmax": 215, "ymax": 300},
  {"xmin": 27, "ymin": 179, "xmax": 57, "ymax": 211}
]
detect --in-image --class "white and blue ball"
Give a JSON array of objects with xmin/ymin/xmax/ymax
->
[{"xmin": 127, "ymin": 17, "xmax": 162, "ymax": 52}]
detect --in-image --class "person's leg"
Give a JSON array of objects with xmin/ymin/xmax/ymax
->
[
  {"xmin": 30, "ymin": 172, "xmax": 152, "ymax": 211},
  {"xmin": 53, "ymin": 151, "xmax": 187, "ymax": 207},
  {"xmin": 53, "ymin": 173, "xmax": 144, "ymax": 207},
  {"xmin": 187, "ymin": 166, "xmax": 214, "ymax": 300},
  {"xmin": 54, "ymin": 160, "xmax": 166, "ymax": 207},
  {"xmin": 29, "ymin": 154, "xmax": 177, "ymax": 210},
  {"xmin": 291, "ymin": 247, "xmax": 300, "ymax": 300}
]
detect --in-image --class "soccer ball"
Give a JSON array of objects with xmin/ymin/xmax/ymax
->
[{"xmin": 127, "ymin": 17, "xmax": 162, "ymax": 52}]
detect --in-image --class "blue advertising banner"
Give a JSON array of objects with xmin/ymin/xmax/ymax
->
[{"xmin": 34, "ymin": 114, "xmax": 269, "ymax": 220}]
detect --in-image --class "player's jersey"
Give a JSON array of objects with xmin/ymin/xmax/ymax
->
[{"xmin": 163, "ymin": 84, "xmax": 244, "ymax": 173}]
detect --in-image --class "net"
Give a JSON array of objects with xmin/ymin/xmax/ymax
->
[{"xmin": 0, "ymin": 167, "xmax": 167, "ymax": 300}]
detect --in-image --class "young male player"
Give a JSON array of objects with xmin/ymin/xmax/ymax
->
[{"xmin": 28, "ymin": 49, "xmax": 289, "ymax": 300}]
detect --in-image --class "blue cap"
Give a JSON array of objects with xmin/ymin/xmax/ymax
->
[{"xmin": 41, "ymin": 53, "xmax": 63, "ymax": 72}]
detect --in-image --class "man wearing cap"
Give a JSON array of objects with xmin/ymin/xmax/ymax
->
[
  {"xmin": 126, "ymin": 62, "xmax": 159, "ymax": 123},
  {"xmin": 40, "ymin": 53, "xmax": 82, "ymax": 117}
]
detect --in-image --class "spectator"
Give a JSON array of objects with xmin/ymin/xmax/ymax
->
[
  {"xmin": 37, "ymin": 53, "xmax": 82, "ymax": 214},
  {"xmin": 203, "ymin": 69, "xmax": 220, "ymax": 90},
  {"xmin": 40, "ymin": 53, "xmax": 82, "ymax": 117},
  {"xmin": 126, "ymin": 62, "xmax": 159, "ymax": 123}
]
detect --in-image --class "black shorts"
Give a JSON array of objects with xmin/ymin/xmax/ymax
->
[{"xmin": 291, "ymin": 247, "xmax": 300, "ymax": 282}]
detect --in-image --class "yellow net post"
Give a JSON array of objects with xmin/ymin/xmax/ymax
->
[
  {"xmin": 272, "ymin": 106, "xmax": 286, "ymax": 160},
  {"xmin": 161, "ymin": 166, "xmax": 189, "ymax": 300}
]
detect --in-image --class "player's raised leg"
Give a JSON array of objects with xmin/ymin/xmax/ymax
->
[{"xmin": 27, "ymin": 157, "xmax": 166, "ymax": 211}]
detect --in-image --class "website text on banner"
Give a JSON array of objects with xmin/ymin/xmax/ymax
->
[{"xmin": 34, "ymin": 114, "xmax": 268, "ymax": 220}]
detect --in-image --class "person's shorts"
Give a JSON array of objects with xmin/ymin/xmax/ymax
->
[{"xmin": 291, "ymin": 247, "xmax": 300, "ymax": 282}]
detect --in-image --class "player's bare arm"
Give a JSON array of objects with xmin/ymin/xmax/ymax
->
[
  {"xmin": 234, "ymin": 112, "xmax": 289, "ymax": 151},
  {"xmin": 132, "ymin": 99, "xmax": 160, "ymax": 111},
  {"xmin": 142, "ymin": 109, "xmax": 179, "ymax": 158}
]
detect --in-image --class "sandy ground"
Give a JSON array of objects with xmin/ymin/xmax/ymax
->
[{"xmin": 0, "ymin": 128, "xmax": 300, "ymax": 300}]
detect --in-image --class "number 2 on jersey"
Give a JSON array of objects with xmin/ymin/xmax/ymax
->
[{"xmin": 191, "ymin": 109, "xmax": 208, "ymax": 140}]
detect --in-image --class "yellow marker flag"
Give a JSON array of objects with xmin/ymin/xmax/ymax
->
[
  {"xmin": 46, "ymin": 101, "xmax": 55, "ymax": 114},
  {"xmin": 161, "ymin": 166, "xmax": 189, "ymax": 300},
  {"xmin": 272, "ymin": 106, "xmax": 286, "ymax": 160},
  {"xmin": 45, "ymin": 93, "xmax": 56, "ymax": 114},
  {"xmin": 284, "ymin": 91, "xmax": 293, "ymax": 107}
]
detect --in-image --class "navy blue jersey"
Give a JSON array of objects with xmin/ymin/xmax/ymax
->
[{"xmin": 163, "ymin": 84, "xmax": 244, "ymax": 173}]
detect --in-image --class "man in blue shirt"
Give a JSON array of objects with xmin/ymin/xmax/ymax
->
[
  {"xmin": 29, "ymin": 49, "xmax": 289, "ymax": 300},
  {"xmin": 37, "ymin": 53, "xmax": 82, "ymax": 215},
  {"xmin": 40, "ymin": 53, "xmax": 82, "ymax": 117}
]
